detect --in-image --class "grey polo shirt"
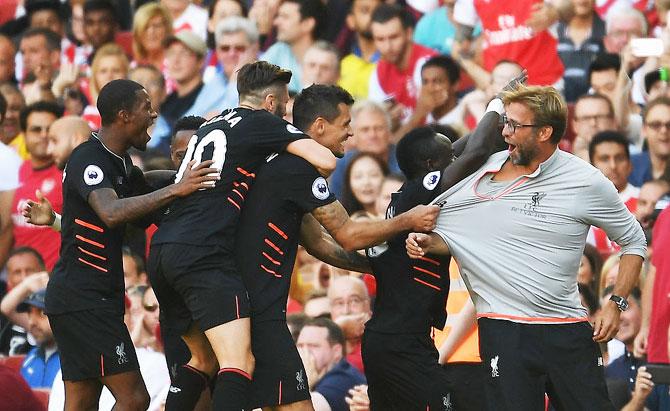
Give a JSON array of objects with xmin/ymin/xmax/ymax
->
[{"xmin": 432, "ymin": 149, "xmax": 646, "ymax": 323}]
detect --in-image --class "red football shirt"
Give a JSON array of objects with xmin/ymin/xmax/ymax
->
[
  {"xmin": 11, "ymin": 161, "xmax": 63, "ymax": 271},
  {"xmin": 648, "ymin": 207, "xmax": 670, "ymax": 363}
]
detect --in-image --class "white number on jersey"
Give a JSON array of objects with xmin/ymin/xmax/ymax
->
[{"xmin": 174, "ymin": 129, "xmax": 228, "ymax": 183}]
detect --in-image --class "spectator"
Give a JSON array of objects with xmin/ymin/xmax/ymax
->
[
  {"xmin": 636, "ymin": 179, "xmax": 670, "ymax": 229},
  {"xmin": 83, "ymin": 0, "xmax": 121, "ymax": 60},
  {"xmin": 605, "ymin": 286, "xmax": 644, "ymax": 393},
  {"xmin": 396, "ymin": 54, "xmax": 462, "ymax": 138},
  {"xmin": 130, "ymin": 286, "xmax": 161, "ymax": 352},
  {"xmin": 623, "ymin": 364, "xmax": 670, "ymax": 411},
  {"xmin": 453, "ymin": 0, "xmax": 565, "ymax": 86},
  {"xmin": 206, "ymin": 0, "xmax": 247, "ymax": 57},
  {"xmin": 338, "ymin": 0, "xmax": 381, "ymax": 100},
  {"xmin": 414, "ymin": 0, "xmax": 464, "ymax": 55},
  {"xmin": 262, "ymin": 0, "xmax": 327, "ymax": 92},
  {"xmin": 68, "ymin": 0, "xmax": 87, "ymax": 46},
  {"xmin": 150, "ymin": 31, "xmax": 208, "ymax": 152},
  {"xmin": 123, "ymin": 248, "xmax": 148, "ymax": 291},
  {"xmin": 301, "ymin": 40, "xmax": 340, "ymax": 89},
  {"xmin": 45, "ymin": 116, "xmax": 91, "ymax": 171},
  {"xmin": 368, "ymin": 4, "xmax": 436, "ymax": 123},
  {"xmin": 200, "ymin": 17, "xmax": 259, "ymax": 114},
  {"xmin": 579, "ymin": 243, "xmax": 604, "ymax": 295},
  {"xmin": 19, "ymin": 28, "xmax": 61, "ymax": 104},
  {"xmin": 630, "ymin": 97, "xmax": 670, "ymax": 187},
  {"xmin": 7, "ymin": 101, "xmax": 62, "ymax": 271},
  {"xmin": 129, "ymin": 64, "xmax": 167, "ymax": 114},
  {"xmin": 0, "ymin": 34, "xmax": 16, "ymax": 84},
  {"xmin": 587, "ymin": 131, "xmax": 640, "ymax": 257},
  {"xmin": 0, "ymin": 247, "xmax": 45, "ymax": 356},
  {"xmin": 297, "ymin": 317, "xmax": 366, "ymax": 411},
  {"xmin": 571, "ymin": 93, "xmax": 617, "ymax": 161},
  {"xmin": 603, "ymin": 6, "xmax": 647, "ymax": 54},
  {"xmin": 131, "ymin": 2, "xmax": 173, "ymax": 71},
  {"xmin": 375, "ymin": 173, "xmax": 404, "ymax": 217},
  {"xmin": 329, "ymin": 100, "xmax": 401, "ymax": 197},
  {"xmin": 557, "ymin": 0, "xmax": 606, "ymax": 102},
  {"xmin": 0, "ymin": 93, "xmax": 20, "ymax": 272},
  {"xmin": 328, "ymin": 276, "xmax": 371, "ymax": 374},
  {"xmin": 162, "ymin": 0, "xmax": 208, "ymax": 41},
  {"xmin": 588, "ymin": 53, "xmax": 621, "ymax": 105},
  {"xmin": 304, "ymin": 289, "xmax": 331, "ymax": 318},
  {"xmin": 341, "ymin": 152, "xmax": 388, "ymax": 215}
]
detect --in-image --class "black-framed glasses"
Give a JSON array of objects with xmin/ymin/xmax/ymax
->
[{"xmin": 501, "ymin": 115, "xmax": 541, "ymax": 134}]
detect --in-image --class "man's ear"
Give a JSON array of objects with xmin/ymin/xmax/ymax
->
[
  {"xmin": 263, "ymin": 93, "xmax": 275, "ymax": 112},
  {"xmin": 538, "ymin": 126, "xmax": 554, "ymax": 143}
]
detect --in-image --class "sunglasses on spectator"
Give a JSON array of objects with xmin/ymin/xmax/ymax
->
[
  {"xmin": 645, "ymin": 121, "xmax": 670, "ymax": 131},
  {"xmin": 143, "ymin": 304, "xmax": 158, "ymax": 312},
  {"xmin": 218, "ymin": 45, "xmax": 247, "ymax": 53}
]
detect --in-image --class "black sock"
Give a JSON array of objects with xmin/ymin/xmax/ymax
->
[
  {"xmin": 164, "ymin": 365, "xmax": 209, "ymax": 411},
  {"xmin": 212, "ymin": 368, "xmax": 252, "ymax": 411}
]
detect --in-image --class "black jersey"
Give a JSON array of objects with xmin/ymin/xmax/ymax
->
[
  {"xmin": 151, "ymin": 108, "xmax": 309, "ymax": 253},
  {"xmin": 46, "ymin": 136, "xmax": 141, "ymax": 315},
  {"xmin": 236, "ymin": 153, "xmax": 336, "ymax": 321},
  {"xmin": 365, "ymin": 170, "xmax": 451, "ymax": 335}
]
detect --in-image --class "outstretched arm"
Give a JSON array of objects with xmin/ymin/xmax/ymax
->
[
  {"xmin": 406, "ymin": 232, "xmax": 450, "ymax": 258},
  {"xmin": 299, "ymin": 214, "xmax": 371, "ymax": 273},
  {"xmin": 89, "ymin": 160, "xmax": 218, "ymax": 228},
  {"xmin": 310, "ymin": 200, "xmax": 439, "ymax": 251}
]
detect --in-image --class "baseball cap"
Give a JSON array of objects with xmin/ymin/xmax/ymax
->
[
  {"xmin": 17, "ymin": 288, "xmax": 47, "ymax": 312},
  {"xmin": 166, "ymin": 31, "xmax": 207, "ymax": 58}
]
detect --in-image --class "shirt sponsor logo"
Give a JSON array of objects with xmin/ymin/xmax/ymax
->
[
  {"xmin": 312, "ymin": 177, "xmax": 330, "ymax": 200},
  {"xmin": 423, "ymin": 171, "xmax": 441, "ymax": 190},
  {"xmin": 83, "ymin": 165, "xmax": 104, "ymax": 186}
]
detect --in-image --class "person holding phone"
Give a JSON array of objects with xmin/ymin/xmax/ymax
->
[{"xmin": 624, "ymin": 365, "xmax": 670, "ymax": 410}]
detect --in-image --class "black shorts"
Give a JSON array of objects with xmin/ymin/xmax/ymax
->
[
  {"xmin": 148, "ymin": 243, "xmax": 250, "ymax": 335},
  {"xmin": 477, "ymin": 318, "xmax": 614, "ymax": 411},
  {"xmin": 249, "ymin": 320, "xmax": 311, "ymax": 408},
  {"xmin": 441, "ymin": 362, "xmax": 487, "ymax": 411},
  {"xmin": 48, "ymin": 308, "xmax": 139, "ymax": 381},
  {"xmin": 362, "ymin": 329, "xmax": 454, "ymax": 411}
]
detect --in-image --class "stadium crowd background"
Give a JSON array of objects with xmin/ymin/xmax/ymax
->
[{"xmin": 0, "ymin": 0, "xmax": 669, "ymax": 409}]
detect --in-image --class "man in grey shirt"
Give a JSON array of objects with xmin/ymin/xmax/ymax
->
[{"xmin": 407, "ymin": 84, "xmax": 646, "ymax": 410}]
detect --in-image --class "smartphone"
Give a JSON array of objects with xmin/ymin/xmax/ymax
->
[
  {"xmin": 631, "ymin": 38, "xmax": 664, "ymax": 58},
  {"xmin": 646, "ymin": 363, "xmax": 670, "ymax": 384}
]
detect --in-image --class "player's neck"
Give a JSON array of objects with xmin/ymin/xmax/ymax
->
[{"xmin": 96, "ymin": 129, "xmax": 129, "ymax": 157}]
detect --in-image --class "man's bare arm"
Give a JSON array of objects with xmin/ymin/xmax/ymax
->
[
  {"xmin": 89, "ymin": 160, "xmax": 218, "ymax": 228},
  {"xmin": 287, "ymin": 139, "xmax": 337, "ymax": 177},
  {"xmin": 311, "ymin": 201, "xmax": 438, "ymax": 252},
  {"xmin": 299, "ymin": 214, "xmax": 371, "ymax": 273}
]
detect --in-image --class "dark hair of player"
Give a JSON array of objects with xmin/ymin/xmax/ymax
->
[
  {"xmin": 396, "ymin": 126, "xmax": 453, "ymax": 180},
  {"xmin": 237, "ymin": 61, "xmax": 292, "ymax": 104},
  {"xmin": 19, "ymin": 101, "xmax": 63, "ymax": 131},
  {"xmin": 292, "ymin": 85, "xmax": 354, "ymax": 132},
  {"xmin": 97, "ymin": 79, "xmax": 145, "ymax": 126}
]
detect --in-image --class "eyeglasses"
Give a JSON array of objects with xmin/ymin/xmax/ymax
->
[
  {"xmin": 501, "ymin": 115, "xmax": 541, "ymax": 134},
  {"xmin": 645, "ymin": 121, "xmax": 670, "ymax": 131},
  {"xmin": 143, "ymin": 304, "xmax": 158, "ymax": 312},
  {"xmin": 218, "ymin": 45, "xmax": 247, "ymax": 53},
  {"xmin": 575, "ymin": 114, "xmax": 613, "ymax": 123}
]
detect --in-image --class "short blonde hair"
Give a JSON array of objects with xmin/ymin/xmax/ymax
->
[
  {"xmin": 90, "ymin": 44, "xmax": 130, "ymax": 100},
  {"xmin": 132, "ymin": 2, "xmax": 173, "ymax": 60},
  {"xmin": 500, "ymin": 84, "xmax": 568, "ymax": 144}
]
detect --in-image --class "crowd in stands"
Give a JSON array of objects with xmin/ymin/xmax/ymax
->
[{"xmin": 0, "ymin": 0, "xmax": 669, "ymax": 410}]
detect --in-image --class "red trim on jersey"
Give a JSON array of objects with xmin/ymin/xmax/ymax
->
[
  {"xmin": 100, "ymin": 355, "xmax": 104, "ymax": 376},
  {"xmin": 76, "ymin": 235, "xmax": 104, "ymax": 249},
  {"xmin": 219, "ymin": 367, "xmax": 252, "ymax": 380},
  {"xmin": 75, "ymin": 218, "xmax": 104, "ymax": 232},
  {"xmin": 413, "ymin": 266, "xmax": 440, "ymax": 279},
  {"xmin": 78, "ymin": 257, "xmax": 108, "ymax": 273},
  {"xmin": 236, "ymin": 167, "xmax": 256, "ymax": 178},
  {"xmin": 268, "ymin": 222, "xmax": 288, "ymax": 239},
  {"xmin": 419, "ymin": 256, "xmax": 440, "ymax": 266},
  {"xmin": 232, "ymin": 189, "xmax": 245, "ymax": 200},
  {"xmin": 240, "ymin": 182, "xmax": 249, "ymax": 189},
  {"xmin": 414, "ymin": 277, "xmax": 440, "ymax": 291},
  {"xmin": 261, "ymin": 264, "xmax": 281, "ymax": 278},
  {"xmin": 78, "ymin": 246, "xmax": 106, "ymax": 261},
  {"xmin": 263, "ymin": 252, "xmax": 280, "ymax": 265},
  {"xmin": 264, "ymin": 239, "xmax": 284, "ymax": 255},
  {"xmin": 227, "ymin": 197, "xmax": 241, "ymax": 210},
  {"xmin": 235, "ymin": 296, "xmax": 240, "ymax": 319}
]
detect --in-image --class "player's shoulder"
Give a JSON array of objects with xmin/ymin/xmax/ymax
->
[
  {"xmin": 263, "ymin": 152, "xmax": 318, "ymax": 176},
  {"xmin": 67, "ymin": 137, "xmax": 109, "ymax": 167},
  {"xmin": 253, "ymin": 111, "xmax": 307, "ymax": 135}
]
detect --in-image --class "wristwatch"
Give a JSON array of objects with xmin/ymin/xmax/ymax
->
[{"xmin": 609, "ymin": 295, "xmax": 629, "ymax": 312}]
